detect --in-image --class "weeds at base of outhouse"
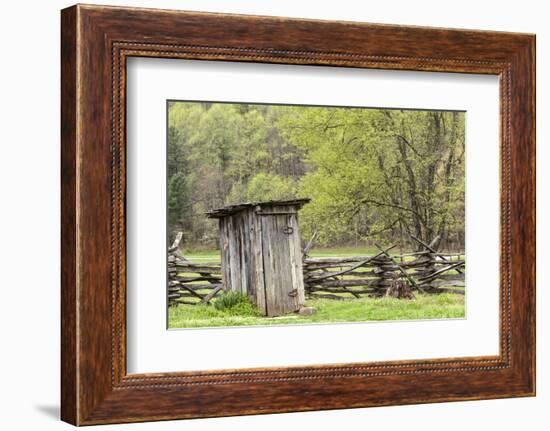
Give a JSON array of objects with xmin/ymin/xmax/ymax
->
[{"xmin": 212, "ymin": 291, "xmax": 260, "ymax": 315}]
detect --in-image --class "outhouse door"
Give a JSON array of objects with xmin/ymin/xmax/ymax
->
[{"xmin": 258, "ymin": 208, "xmax": 305, "ymax": 316}]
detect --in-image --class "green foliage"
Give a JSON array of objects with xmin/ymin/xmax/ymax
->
[
  {"xmin": 167, "ymin": 101, "xmax": 465, "ymax": 251},
  {"xmin": 245, "ymin": 172, "xmax": 296, "ymax": 202},
  {"xmin": 282, "ymin": 107, "xmax": 465, "ymax": 248},
  {"xmin": 212, "ymin": 291, "xmax": 256, "ymax": 314},
  {"xmin": 167, "ymin": 172, "xmax": 192, "ymax": 235}
]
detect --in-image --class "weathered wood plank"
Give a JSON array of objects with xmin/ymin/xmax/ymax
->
[
  {"xmin": 306, "ymin": 278, "xmax": 377, "ymax": 288},
  {"xmin": 307, "ymin": 247, "xmax": 396, "ymax": 283},
  {"xmin": 253, "ymin": 207, "xmax": 267, "ymax": 314},
  {"xmin": 174, "ymin": 263, "xmax": 222, "ymax": 274},
  {"xmin": 305, "ymin": 270, "xmax": 378, "ymax": 278},
  {"xmin": 417, "ymin": 261, "xmax": 466, "ymax": 283},
  {"xmin": 200, "ymin": 285, "xmax": 224, "ymax": 304}
]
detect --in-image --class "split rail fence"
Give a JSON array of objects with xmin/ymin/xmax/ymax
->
[
  {"xmin": 303, "ymin": 245, "xmax": 464, "ymax": 301},
  {"xmin": 168, "ymin": 234, "xmax": 465, "ymax": 307},
  {"xmin": 167, "ymin": 233, "xmax": 224, "ymax": 306}
]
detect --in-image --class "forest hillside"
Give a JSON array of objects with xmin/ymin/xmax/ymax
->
[{"xmin": 167, "ymin": 101, "xmax": 465, "ymax": 252}]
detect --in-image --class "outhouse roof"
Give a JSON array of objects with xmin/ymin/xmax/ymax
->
[{"xmin": 206, "ymin": 198, "xmax": 310, "ymax": 219}]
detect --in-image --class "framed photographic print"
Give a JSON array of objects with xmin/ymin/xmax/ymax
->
[{"xmin": 61, "ymin": 4, "xmax": 535, "ymax": 425}]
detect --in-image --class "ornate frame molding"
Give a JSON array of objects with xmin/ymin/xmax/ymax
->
[{"xmin": 61, "ymin": 5, "xmax": 535, "ymax": 425}]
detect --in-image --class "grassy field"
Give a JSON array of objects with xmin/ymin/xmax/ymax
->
[
  {"xmin": 182, "ymin": 246, "xmax": 417, "ymax": 262},
  {"xmin": 168, "ymin": 293, "xmax": 465, "ymax": 329}
]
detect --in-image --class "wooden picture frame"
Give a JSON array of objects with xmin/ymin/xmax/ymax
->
[{"xmin": 61, "ymin": 4, "xmax": 535, "ymax": 425}]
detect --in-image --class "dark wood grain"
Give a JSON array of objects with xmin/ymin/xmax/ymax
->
[
  {"xmin": 60, "ymin": 5, "xmax": 77, "ymax": 425},
  {"xmin": 61, "ymin": 4, "xmax": 535, "ymax": 425}
]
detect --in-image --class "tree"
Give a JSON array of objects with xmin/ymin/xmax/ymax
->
[
  {"xmin": 278, "ymin": 107, "xmax": 465, "ymax": 249},
  {"xmin": 245, "ymin": 172, "xmax": 296, "ymax": 202},
  {"xmin": 167, "ymin": 101, "xmax": 465, "ymax": 251},
  {"xmin": 167, "ymin": 171, "xmax": 192, "ymax": 241}
]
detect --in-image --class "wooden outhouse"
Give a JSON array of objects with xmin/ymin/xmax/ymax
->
[{"xmin": 207, "ymin": 199, "xmax": 310, "ymax": 316}]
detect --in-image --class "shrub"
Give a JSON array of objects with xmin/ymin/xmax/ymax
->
[{"xmin": 213, "ymin": 291, "xmax": 252, "ymax": 312}]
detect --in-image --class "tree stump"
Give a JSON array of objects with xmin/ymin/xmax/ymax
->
[{"xmin": 385, "ymin": 280, "xmax": 415, "ymax": 300}]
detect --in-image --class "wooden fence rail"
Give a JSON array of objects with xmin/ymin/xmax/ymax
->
[
  {"xmin": 168, "ymin": 254, "xmax": 223, "ymax": 306},
  {"xmin": 167, "ymin": 232, "xmax": 224, "ymax": 306},
  {"xmin": 303, "ymin": 250, "xmax": 465, "ymax": 301},
  {"xmin": 168, "ymin": 234, "xmax": 465, "ymax": 306}
]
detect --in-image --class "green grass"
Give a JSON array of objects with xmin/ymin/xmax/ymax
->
[
  {"xmin": 173, "ymin": 246, "xmax": 465, "ymax": 328},
  {"xmin": 183, "ymin": 246, "xmax": 464, "ymax": 263},
  {"xmin": 168, "ymin": 293, "xmax": 465, "ymax": 329},
  {"xmin": 181, "ymin": 249, "xmax": 220, "ymax": 263},
  {"xmin": 183, "ymin": 246, "xmax": 410, "ymax": 262}
]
